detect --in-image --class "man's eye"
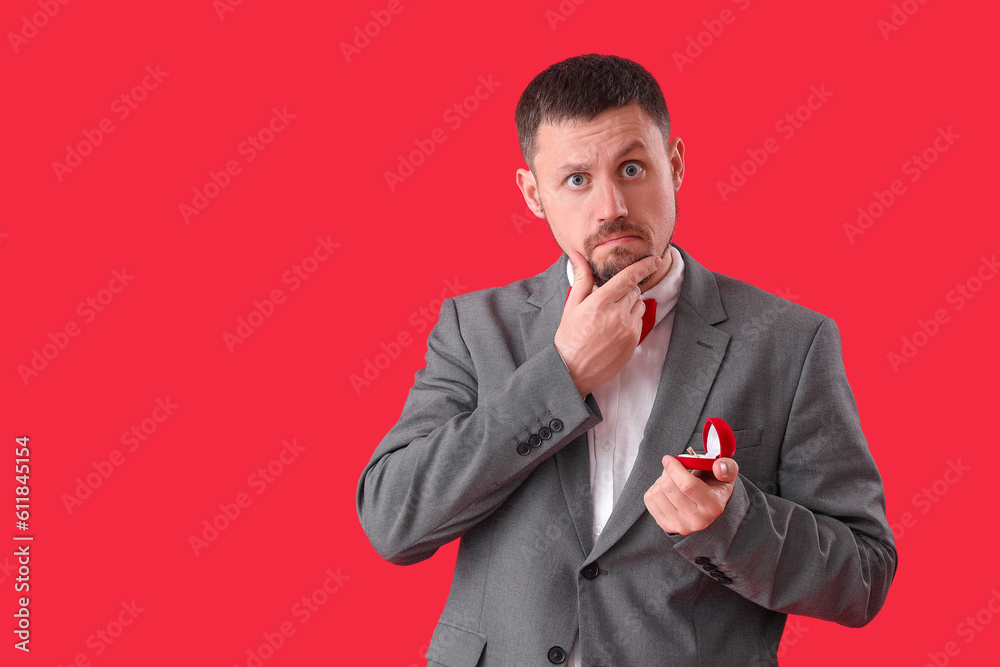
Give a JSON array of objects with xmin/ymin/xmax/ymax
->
[
  {"xmin": 622, "ymin": 162, "xmax": 643, "ymax": 178},
  {"xmin": 567, "ymin": 174, "xmax": 587, "ymax": 188}
]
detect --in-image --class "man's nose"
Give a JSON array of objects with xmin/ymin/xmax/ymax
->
[{"xmin": 595, "ymin": 178, "xmax": 628, "ymax": 222}]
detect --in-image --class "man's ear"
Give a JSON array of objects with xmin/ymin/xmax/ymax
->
[
  {"xmin": 668, "ymin": 137, "xmax": 685, "ymax": 192},
  {"xmin": 516, "ymin": 168, "xmax": 546, "ymax": 219}
]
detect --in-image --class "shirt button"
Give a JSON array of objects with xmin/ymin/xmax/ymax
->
[
  {"xmin": 594, "ymin": 524, "xmax": 603, "ymax": 536},
  {"xmin": 602, "ymin": 441, "xmax": 611, "ymax": 452}
]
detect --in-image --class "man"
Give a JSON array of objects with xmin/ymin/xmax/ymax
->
[{"xmin": 357, "ymin": 54, "xmax": 896, "ymax": 666}]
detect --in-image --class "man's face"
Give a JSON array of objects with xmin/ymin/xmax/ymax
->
[{"xmin": 516, "ymin": 103, "xmax": 685, "ymax": 288}]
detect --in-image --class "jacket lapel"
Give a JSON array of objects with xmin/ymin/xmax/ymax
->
[
  {"xmin": 586, "ymin": 246, "xmax": 731, "ymax": 563},
  {"xmin": 516, "ymin": 247, "xmax": 731, "ymax": 561}
]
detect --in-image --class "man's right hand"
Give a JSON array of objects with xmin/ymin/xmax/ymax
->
[{"xmin": 554, "ymin": 252, "xmax": 661, "ymax": 398}]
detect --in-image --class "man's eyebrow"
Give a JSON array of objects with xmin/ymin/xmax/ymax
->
[
  {"xmin": 553, "ymin": 140, "xmax": 649, "ymax": 175},
  {"xmin": 554, "ymin": 159, "xmax": 591, "ymax": 176},
  {"xmin": 613, "ymin": 139, "xmax": 648, "ymax": 162}
]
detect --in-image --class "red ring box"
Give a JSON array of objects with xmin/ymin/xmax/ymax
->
[{"xmin": 675, "ymin": 418, "xmax": 736, "ymax": 471}]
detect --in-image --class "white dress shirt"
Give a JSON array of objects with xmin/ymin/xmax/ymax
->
[{"xmin": 566, "ymin": 245, "xmax": 685, "ymax": 667}]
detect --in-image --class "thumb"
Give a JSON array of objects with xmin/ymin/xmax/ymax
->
[
  {"xmin": 712, "ymin": 457, "xmax": 739, "ymax": 483},
  {"xmin": 566, "ymin": 251, "xmax": 594, "ymax": 305}
]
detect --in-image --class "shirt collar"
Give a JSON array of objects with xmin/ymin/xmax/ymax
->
[{"xmin": 566, "ymin": 244, "xmax": 685, "ymax": 327}]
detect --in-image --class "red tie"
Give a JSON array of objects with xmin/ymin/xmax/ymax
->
[{"xmin": 566, "ymin": 287, "xmax": 657, "ymax": 347}]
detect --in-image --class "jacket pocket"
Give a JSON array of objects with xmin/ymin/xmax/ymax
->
[
  {"xmin": 425, "ymin": 621, "xmax": 487, "ymax": 667},
  {"xmin": 733, "ymin": 426, "xmax": 764, "ymax": 449}
]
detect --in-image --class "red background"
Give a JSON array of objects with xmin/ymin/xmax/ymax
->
[{"xmin": 3, "ymin": 0, "xmax": 998, "ymax": 665}]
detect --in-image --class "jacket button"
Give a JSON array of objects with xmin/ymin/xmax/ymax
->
[
  {"xmin": 547, "ymin": 646, "xmax": 567, "ymax": 664},
  {"xmin": 694, "ymin": 557, "xmax": 710, "ymax": 565},
  {"xmin": 549, "ymin": 418, "xmax": 563, "ymax": 432},
  {"xmin": 582, "ymin": 562, "xmax": 600, "ymax": 579},
  {"xmin": 717, "ymin": 576, "xmax": 733, "ymax": 584},
  {"xmin": 528, "ymin": 433, "xmax": 542, "ymax": 448},
  {"xmin": 702, "ymin": 563, "xmax": 719, "ymax": 572},
  {"xmin": 710, "ymin": 570, "xmax": 725, "ymax": 579},
  {"xmin": 516, "ymin": 442, "xmax": 530, "ymax": 456},
  {"xmin": 539, "ymin": 426, "xmax": 553, "ymax": 440}
]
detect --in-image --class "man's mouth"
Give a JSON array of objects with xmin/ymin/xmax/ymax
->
[{"xmin": 595, "ymin": 234, "xmax": 642, "ymax": 248}]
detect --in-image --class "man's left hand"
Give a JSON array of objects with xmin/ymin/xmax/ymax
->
[{"xmin": 644, "ymin": 455, "xmax": 739, "ymax": 535}]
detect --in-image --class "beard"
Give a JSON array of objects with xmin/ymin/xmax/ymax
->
[{"xmin": 583, "ymin": 196, "xmax": 678, "ymax": 287}]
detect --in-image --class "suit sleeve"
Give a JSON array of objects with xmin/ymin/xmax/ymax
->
[
  {"xmin": 356, "ymin": 297, "xmax": 601, "ymax": 565},
  {"xmin": 671, "ymin": 317, "xmax": 897, "ymax": 627}
]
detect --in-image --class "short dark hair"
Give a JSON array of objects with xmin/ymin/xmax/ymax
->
[{"xmin": 515, "ymin": 54, "xmax": 671, "ymax": 169}]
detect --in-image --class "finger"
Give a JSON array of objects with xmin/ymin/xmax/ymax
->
[
  {"xmin": 658, "ymin": 457, "xmax": 700, "ymax": 514},
  {"xmin": 600, "ymin": 254, "xmax": 661, "ymax": 301},
  {"xmin": 615, "ymin": 282, "xmax": 643, "ymax": 308},
  {"xmin": 644, "ymin": 482, "xmax": 685, "ymax": 533},
  {"xmin": 565, "ymin": 251, "xmax": 594, "ymax": 306},
  {"xmin": 662, "ymin": 455, "xmax": 710, "ymax": 503},
  {"xmin": 712, "ymin": 457, "xmax": 739, "ymax": 483},
  {"xmin": 627, "ymin": 292, "xmax": 646, "ymax": 322}
]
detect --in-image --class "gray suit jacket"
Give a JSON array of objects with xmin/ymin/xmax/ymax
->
[{"xmin": 357, "ymin": 245, "xmax": 896, "ymax": 666}]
